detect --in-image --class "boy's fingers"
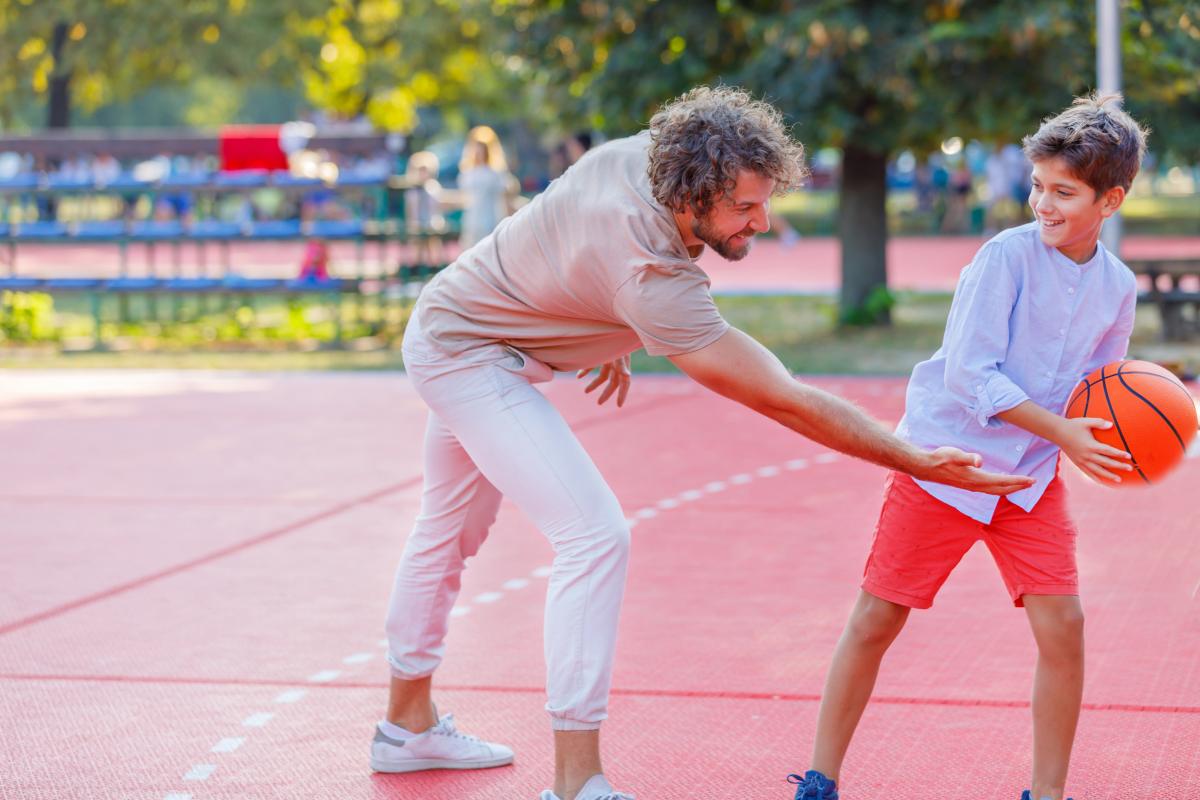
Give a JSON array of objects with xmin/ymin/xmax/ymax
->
[
  {"xmin": 1080, "ymin": 416, "xmax": 1114, "ymax": 430},
  {"xmin": 1093, "ymin": 454, "xmax": 1134, "ymax": 471},
  {"xmin": 577, "ymin": 367, "xmax": 595, "ymax": 379},
  {"xmin": 1098, "ymin": 444, "xmax": 1132, "ymax": 460},
  {"xmin": 1089, "ymin": 464, "xmax": 1123, "ymax": 483}
]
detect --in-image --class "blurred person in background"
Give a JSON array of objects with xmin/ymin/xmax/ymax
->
[
  {"xmin": 298, "ymin": 237, "xmax": 330, "ymax": 281},
  {"xmin": 404, "ymin": 150, "xmax": 446, "ymax": 268},
  {"xmin": 941, "ymin": 161, "xmax": 974, "ymax": 234},
  {"xmin": 455, "ymin": 126, "xmax": 520, "ymax": 250}
]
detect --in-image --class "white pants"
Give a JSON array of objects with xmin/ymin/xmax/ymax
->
[{"xmin": 386, "ymin": 309, "xmax": 630, "ymax": 731}]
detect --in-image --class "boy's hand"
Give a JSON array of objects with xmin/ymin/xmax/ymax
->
[
  {"xmin": 915, "ymin": 447, "xmax": 1038, "ymax": 495},
  {"xmin": 1056, "ymin": 416, "xmax": 1133, "ymax": 484}
]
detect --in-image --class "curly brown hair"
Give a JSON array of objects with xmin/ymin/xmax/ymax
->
[
  {"xmin": 646, "ymin": 86, "xmax": 809, "ymax": 217},
  {"xmin": 1022, "ymin": 91, "xmax": 1148, "ymax": 197}
]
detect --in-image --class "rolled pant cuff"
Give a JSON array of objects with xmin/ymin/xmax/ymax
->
[
  {"xmin": 389, "ymin": 665, "xmax": 435, "ymax": 681},
  {"xmin": 550, "ymin": 718, "xmax": 602, "ymax": 731}
]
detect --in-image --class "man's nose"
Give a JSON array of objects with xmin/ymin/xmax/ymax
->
[{"xmin": 752, "ymin": 203, "xmax": 770, "ymax": 233}]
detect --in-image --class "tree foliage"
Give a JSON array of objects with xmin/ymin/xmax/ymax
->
[{"xmin": 0, "ymin": 0, "xmax": 318, "ymax": 128}]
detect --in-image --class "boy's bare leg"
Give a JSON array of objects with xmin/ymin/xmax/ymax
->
[
  {"xmin": 811, "ymin": 590, "xmax": 911, "ymax": 782},
  {"xmin": 387, "ymin": 676, "xmax": 603, "ymax": 800},
  {"xmin": 553, "ymin": 730, "xmax": 603, "ymax": 800},
  {"xmin": 1024, "ymin": 594, "xmax": 1085, "ymax": 800}
]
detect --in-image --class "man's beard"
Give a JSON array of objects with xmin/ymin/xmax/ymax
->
[{"xmin": 691, "ymin": 216, "xmax": 754, "ymax": 261}]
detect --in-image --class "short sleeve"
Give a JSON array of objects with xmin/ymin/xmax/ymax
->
[{"xmin": 612, "ymin": 265, "xmax": 730, "ymax": 356}]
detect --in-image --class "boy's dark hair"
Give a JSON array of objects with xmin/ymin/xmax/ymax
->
[
  {"xmin": 1022, "ymin": 92, "xmax": 1148, "ymax": 197},
  {"xmin": 647, "ymin": 86, "xmax": 809, "ymax": 217}
]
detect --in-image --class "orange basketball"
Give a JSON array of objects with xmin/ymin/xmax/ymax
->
[{"xmin": 1064, "ymin": 360, "xmax": 1198, "ymax": 487}]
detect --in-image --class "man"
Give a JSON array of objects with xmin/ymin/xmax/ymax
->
[{"xmin": 372, "ymin": 87, "xmax": 1034, "ymax": 800}]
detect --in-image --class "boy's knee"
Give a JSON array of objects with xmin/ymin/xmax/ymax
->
[{"xmin": 848, "ymin": 596, "xmax": 907, "ymax": 645}]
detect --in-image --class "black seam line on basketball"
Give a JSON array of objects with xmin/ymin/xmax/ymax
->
[
  {"xmin": 0, "ymin": 474, "xmax": 426, "ymax": 640},
  {"xmin": 1, "ymin": 674, "xmax": 1197, "ymax": 715},
  {"xmin": 1117, "ymin": 363, "xmax": 1188, "ymax": 454},
  {"xmin": 1101, "ymin": 364, "xmax": 1151, "ymax": 485}
]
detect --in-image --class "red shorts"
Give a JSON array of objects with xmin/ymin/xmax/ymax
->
[{"xmin": 863, "ymin": 470, "xmax": 1079, "ymax": 609}]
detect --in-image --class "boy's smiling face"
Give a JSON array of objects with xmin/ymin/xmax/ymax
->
[{"xmin": 1028, "ymin": 157, "xmax": 1125, "ymax": 264}]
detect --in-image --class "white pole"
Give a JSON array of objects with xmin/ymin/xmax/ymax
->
[{"xmin": 1097, "ymin": 0, "xmax": 1123, "ymax": 255}]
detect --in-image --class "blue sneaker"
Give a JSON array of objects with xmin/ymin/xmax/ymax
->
[
  {"xmin": 788, "ymin": 771, "xmax": 837, "ymax": 800},
  {"xmin": 1020, "ymin": 792, "xmax": 1073, "ymax": 800}
]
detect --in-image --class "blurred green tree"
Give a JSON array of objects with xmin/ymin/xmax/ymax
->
[
  {"xmin": 511, "ymin": 0, "xmax": 1200, "ymax": 324},
  {"xmin": 0, "ymin": 0, "xmax": 324, "ymax": 129},
  {"xmin": 0, "ymin": 0, "xmax": 519, "ymax": 135}
]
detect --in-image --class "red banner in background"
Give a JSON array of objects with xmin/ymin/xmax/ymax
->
[{"xmin": 218, "ymin": 125, "xmax": 288, "ymax": 171}]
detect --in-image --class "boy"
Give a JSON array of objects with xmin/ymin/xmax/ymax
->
[{"xmin": 789, "ymin": 93, "xmax": 1148, "ymax": 800}]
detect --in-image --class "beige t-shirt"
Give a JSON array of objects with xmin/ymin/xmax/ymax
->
[{"xmin": 417, "ymin": 132, "xmax": 730, "ymax": 373}]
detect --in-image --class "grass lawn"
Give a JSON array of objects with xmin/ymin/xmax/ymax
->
[{"xmin": 4, "ymin": 293, "xmax": 1194, "ymax": 376}]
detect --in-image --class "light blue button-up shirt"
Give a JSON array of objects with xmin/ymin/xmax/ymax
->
[{"xmin": 895, "ymin": 222, "xmax": 1137, "ymax": 523}]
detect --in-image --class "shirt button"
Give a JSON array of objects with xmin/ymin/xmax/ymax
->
[
  {"xmin": 1059, "ymin": 329, "xmax": 1066, "ymax": 336},
  {"xmin": 1046, "ymin": 371, "xmax": 1053, "ymax": 377},
  {"xmin": 1016, "ymin": 445, "xmax": 1023, "ymax": 451},
  {"xmin": 976, "ymin": 385, "xmax": 983, "ymax": 391},
  {"xmin": 1068, "ymin": 288, "xmax": 1075, "ymax": 294}
]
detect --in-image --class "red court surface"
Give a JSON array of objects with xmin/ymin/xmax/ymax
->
[
  {"xmin": 4, "ymin": 370, "xmax": 1200, "ymax": 799},
  {"xmin": 9, "ymin": 235, "xmax": 1200, "ymax": 294}
]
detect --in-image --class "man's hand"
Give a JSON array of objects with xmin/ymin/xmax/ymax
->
[
  {"xmin": 911, "ymin": 447, "xmax": 1037, "ymax": 496},
  {"xmin": 577, "ymin": 355, "xmax": 632, "ymax": 406},
  {"xmin": 1056, "ymin": 416, "xmax": 1133, "ymax": 484},
  {"xmin": 668, "ymin": 328, "xmax": 1034, "ymax": 495}
]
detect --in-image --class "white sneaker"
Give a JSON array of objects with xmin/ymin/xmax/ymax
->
[
  {"xmin": 369, "ymin": 714, "xmax": 514, "ymax": 773},
  {"xmin": 538, "ymin": 774, "xmax": 633, "ymax": 800}
]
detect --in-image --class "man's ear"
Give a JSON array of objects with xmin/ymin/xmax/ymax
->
[{"xmin": 1100, "ymin": 185, "xmax": 1126, "ymax": 218}]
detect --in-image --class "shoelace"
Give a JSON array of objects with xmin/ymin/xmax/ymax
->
[
  {"xmin": 434, "ymin": 713, "xmax": 485, "ymax": 742},
  {"xmin": 787, "ymin": 773, "xmax": 832, "ymax": 799}
]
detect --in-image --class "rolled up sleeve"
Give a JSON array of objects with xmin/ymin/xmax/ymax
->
[{"xmin": 943, "ymin": 244, "xmax": 1029, "ymax": 428}]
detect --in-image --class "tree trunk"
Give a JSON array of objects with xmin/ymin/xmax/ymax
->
[
  {"xmin": 838, "ymin": 142, "xmax": 890, "ymax": 325},
  {"xmin": 48, "ymin": 22, "xmax": 71, "ymax": 128}
]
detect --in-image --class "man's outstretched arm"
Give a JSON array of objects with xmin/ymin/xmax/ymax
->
[{"xmin": 669, "ymin": 327, "xmax": 1036, "ymax": 496}]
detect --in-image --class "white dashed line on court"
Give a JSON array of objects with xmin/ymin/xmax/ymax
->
[
  {"xmin": 377, "ymin": 638, "xmax": 389, "ymax": 647},
  {"xmin": 531, "ymin": 566, "xmax": 554, "ymax": 577},
  {"xmin": 626, "ymin": 517, "xmax": 639, "ymax": 528},
  {"xmin": 785, "ymin": 459, "xmax": 809, "ymax": 470},
  {"xmin": 814, "ymin": 453, "xmax": 839, "ymax": 464},
  {"xmin": 679, "ymin": 489, "xmax": 704, "ymax": 501},
  {"xmin": 474, "ymin": 592, "xmax": 503, "ymax": 604},
  {"xmin": 502, "ymin": 579, "xmax": 530, "ymax": 590},
  {"xmin": 705, "ymin": 482, "xmax": 726, "ymax": 492},
  {"xmin": 635, "ymin": 508, "xmax": 658, "ymax": 518},
  {"xmin": 308, "ymin": 670, "xmax": 342, "ymax": 683},
  {"xmin": 343, "ymin": 653, "xmax": 375, "ymax": 664},
  {"xmin": 274, "ymin": 689, "xmax": 308, "ymax": 703},
  {"xmin": 451, "ymin": 606, "xmax": 471, "ymax": 616},
  {"xmin": 730, "ymin": 474, "xmax": 753, "ymax": 484},
  {"xmin": 164, "ymin": 794, "xmax": 193, "ymax": 800},
  {"xmin": 656, "ymin": 498, "xmax": 680, "ymax": 509},
  {"xmin": 211, "ymin": 738, "xmax": 245, "ymax": 753},
  {"xmin": 242, "ymin": 712, "xmax": 276, "ymax": 727},
  {"xmin": 183, "ymin": 765, "xmax": 217, "ymax": 781},
  {"xmin": 757, "ymin": 466, "xmax": 781, "ymax": 477}
]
